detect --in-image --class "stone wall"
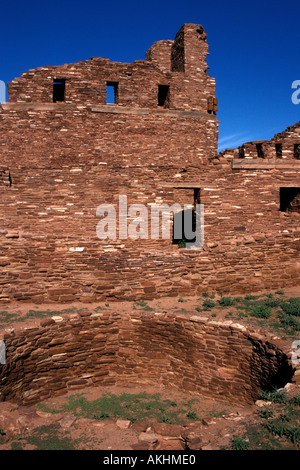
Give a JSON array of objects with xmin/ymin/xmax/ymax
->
[
  {"xmin": 0, "ymin": 312, "xmax": 294, "ymax": 406},
  {"xmin": 0, "ymin": 24, "xmax": 299, "ymax": 303}
]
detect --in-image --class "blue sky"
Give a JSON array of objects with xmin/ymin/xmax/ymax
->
[{"xmin": 0, "ymin": 0, "xmax": 299, "ymax": 151}]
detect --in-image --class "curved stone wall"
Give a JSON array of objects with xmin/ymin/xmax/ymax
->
[{"xmin": 0, "ymin": 311, "xmax": 295, "ymax": 406}]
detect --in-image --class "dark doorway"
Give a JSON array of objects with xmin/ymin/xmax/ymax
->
[
  {"xmin": 158, "ymin": 85, "xmax": 170, "ymax": 107},
  {"xmin": 53, "ymin": 79, "xmax": 65, "ymax": 102},
  {"xmin": 275, "ymin": 143, "xmax": 282, "ymax": 158},
  {"xmin": 280, "ymin": 187, "xmax": 300, "ymax": 213}
]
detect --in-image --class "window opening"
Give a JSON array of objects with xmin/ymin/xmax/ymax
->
[
  {"xmin": 275, "ymin": 143, "xmax": 282, "ymax": 158},
  {"xmin": 294, "ymin": 144, "xmax": 300, "ymax": 159},
  {"xmin": 158, "ymin": 85, "xmax": 170, "ymax": 107},
  {"xmin": 53, "ymin": 79, "xmax": 65, "ymax": 102},
  {"xmin": 256, "ymin": 143, "xmax": 265, "ymax": 158},
  {"xmin": 280, "ymin": 187, "xmax": 300, "ymax": 213},
  {"xmin": 106, "ymin": 81, "xmax": 118, "ymax": 104},
  {"xmin": 172, "ymin": 188, "xmax": 200, "ymax": 246}
]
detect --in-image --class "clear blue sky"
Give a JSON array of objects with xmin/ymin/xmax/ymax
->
[{"xmin": 0, "ymin": 0, "xmax": 299, "ymax": 151}]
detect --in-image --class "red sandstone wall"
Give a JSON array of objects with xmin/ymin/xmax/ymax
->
[
  {"xmin": 0, "ymin": 24, "xmax": 299, "ymax": 303},
  {"xmin": 0, "ymin": 312, "xmax": 294, "ymax": 405},
  {"xmin": 0, "ymin": 103, "xmax": 299, "ymax": 302},
  {"xmin": 7, "ymin": 24, "xmax": 216, "ymax": 113}
]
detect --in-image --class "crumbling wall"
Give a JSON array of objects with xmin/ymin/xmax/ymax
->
[{"xmin": 7, "ymin": 24, "xmax": 216, "ymax": 114}]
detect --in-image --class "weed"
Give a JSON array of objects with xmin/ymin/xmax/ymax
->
[
  {"xmin": 39, "ymin": 392, "xmax": 199, "ymax": 425},
  {"xmin": 26, "ymin": 424, "xmax": 76, "ymax": 450},
  {"xmin": 289, "ymin": 395, "xmax": 300, "ymax": 406},
  {"xmin": 37, "ymin": 403, "xmax": 62, "ymax": 414},
  {"xmin": 249, "ymin": 304, "xmax": 272, "ymax": 319},
  {"xmin": 231, "ymin": 435, "xmax": 250, "ymax": 450},
  {"xmin": 260, "ymin": 388, "xmax": 288, "ymax": 404},
  {"xmin": 219, "ymin": 296, "xmax": 234, "ymax": 307},
  {"xmin": 160, "ymin": 416, "xmax": 171, "ymax": 424},
  {"xmin": 203, "ymin": 299, "xmax": 216, "ymax": 310},
  {"xmin": 279, "ymin": 313, "xmax": 300, "ymax": 333},
  {"xmin": 133, "ymin": 300, "xmax": 154, "ymax": 311},
  {"xmin": 94, "ymin": 306, "xmax": 104, "ymax": 312},
  {"xmin": 11, "ymin": 441, "xmax": 23, "ymax": 450},
  {"xmin": 226, "ymin": 311, "xmax": 234, "ymax": 317},
  {"xmin": 26, "ymin": 307, "xmax": 77, "ymax": 319},
  {"xmin": 186, "ymin": 411, "xmax": 199, "ymax": 420},
  {"xmin": 280, "ymin": 297, "xmax": 300, "ymax": 316},
  {"xmin": 195, "ymin": 306, "xmax": 203, "ymax": 312},
  {"xmin": 93, "ymin": 412, "xmax": 110, "ymax": 420},
  {"xmin": 262, "ymin": 421, "xmax": 300, "ymax": 444},
  {"xmin": 202, "ymin": 292, "xmax": 215, "ymax": 299},
  {"xmin": 0, "ymin": 311, "xmax": 20, "ymax": 323},
  {"xmin": 244, "ymin": 294, "xmax": 260, "ymax": 300},
  {"xmin": 259, "ymin": 407, "xmax": 274, "ymax": 419}
]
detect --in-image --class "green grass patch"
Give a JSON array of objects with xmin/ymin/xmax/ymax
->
[
  {"xmin": 133, "ymin": 300, "xmax": 154, "ymax": 311},
  {"xmin": 10, "ymin": 424, "xmax": 76, "ymax": 450},
  {"xmin": 218, "ymin": 296, "xmax": 235, "ymax": 307},
  {"xmin": 202, "ymin": 299, "xmax": 216, "ymax": 310},
  {"xmin": 38, "ymin": 392, "xmax": 201, "ymax": 425},
  {"xmin": 231, "ymin": 435, "xmax": 250, "ymax": 450},
  {"xmin": 0, "ymin": 310, "xmax": 20, "ymax": 323}
]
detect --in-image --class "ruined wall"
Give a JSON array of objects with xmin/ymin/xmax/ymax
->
[
  {"xmin": 0, "ymin": 312, "xmax": 294, "ymax": 405},
  {"xmin": 0, "ymin": 24, "xmax": 299, "ymax": 303},
  {"xmin": 7, "ymin": 24, "xmax": 216, "ymax": 113},
  {"xmin": 0, "ymin": 111, "xmax": 299, "ymax": 302},
  {"xmin": 220, "ymin": 121, "xmax": 300, "ymax": 161}
]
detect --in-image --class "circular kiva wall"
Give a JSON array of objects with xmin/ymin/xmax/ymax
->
[{"xmin": 0, "ymin": 311, "xmax": 295, "ymax": 406}]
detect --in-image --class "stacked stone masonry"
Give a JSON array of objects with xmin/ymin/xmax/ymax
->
[
  {"xmin": 0, "ymin": 312, "xmax": 295, "ymax": 406},
  {"xmin": 0, "ymin": 23, "xmax": 299, "ymax": 303}
]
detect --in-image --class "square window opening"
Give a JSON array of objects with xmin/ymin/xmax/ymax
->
[
  {"xmin": 106, "ymin": 81, "xmax": 118, "ymax": 104},
  {"xmin": 280, "ymin": 187, "xmax": 300, "ymax": 213},
  {"xmin": 158, "ymin": 85, "xmax": 170, "ymax": 107},
  {"xmin": 53, "ymin": 79, "xmax": 65, "ymax": 102}
]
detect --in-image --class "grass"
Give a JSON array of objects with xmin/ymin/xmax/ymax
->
[
  {"xmin": 226, "ymin": 389, "xmax": 300, "ymax": 450},
  {"xmin": 231, "ymin": 435, "xmax": 250, "ymax": 450},
  {"xmin": 202, "ymin": 299, "xmax": 216, "ymax": 310},
  {"xmin": 25, "ymin": 424, "xmax": 75, "ymax": 450},
  {"xmin": 133, "ymin": 300, "xmax": 154, "ymax": 311},
  {"xmin": 217, "ymin": 292, "xmax": 300, "ymax": 337},
  {"xmin": 37, "ymin": 392, "xmax": 201, "ymax": 425},
  {"xmin": 0, "ymin": 310, "xmax": 20, "ymax": 323},
  {"xmin": 1, "ymin": 290, "xmax": 299, "ymax": 340},
  {"xmin": 0, "ymin": 306, "xmax": 79, "ymax": 324},
  {"xmin": 26, "ymin": 307, "xmax": 78, "ymax": 318}
]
